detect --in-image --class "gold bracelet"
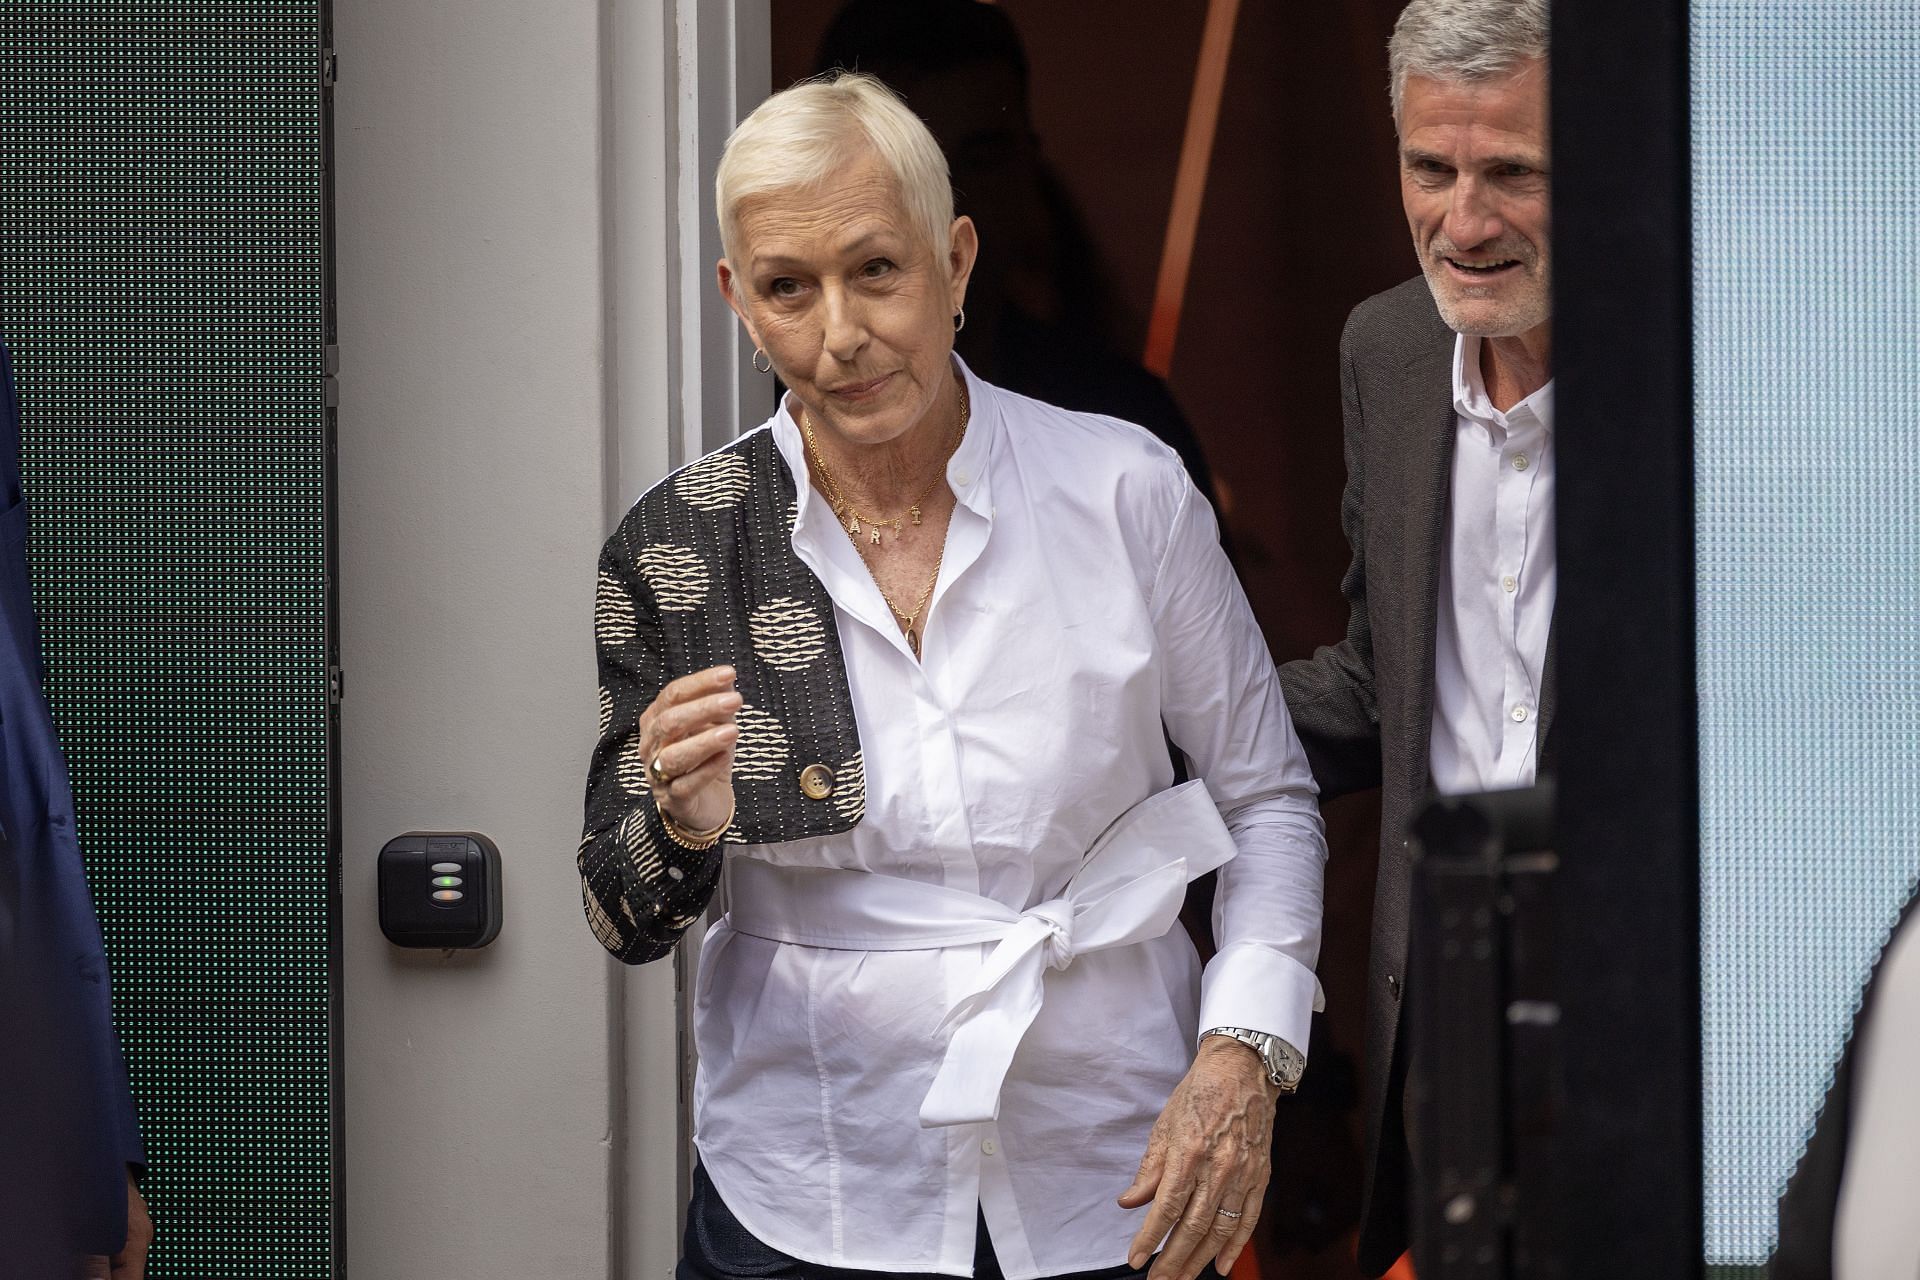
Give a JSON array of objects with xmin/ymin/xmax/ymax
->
[{"xmin": 659, "ymin": 795, "xmax": 735, "ymax": 851}]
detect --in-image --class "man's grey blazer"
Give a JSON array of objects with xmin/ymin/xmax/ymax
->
[{"xmin": 1278, "ymin": 275, "xmax": 1557, "ymax": 1276}]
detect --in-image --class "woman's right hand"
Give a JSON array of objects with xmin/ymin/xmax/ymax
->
[{"xmin": 638, "ymin": 665, "xmax": 741, "ymax": 833}]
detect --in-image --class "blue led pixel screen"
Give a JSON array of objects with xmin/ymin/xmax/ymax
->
[
  {"xmin": 0, "ymin": 4, "xmax": 336, "ymax": 1276},
  {"xmin": 1694, "ymin": 1, "xmax": 1920, "ymax": 1268}
]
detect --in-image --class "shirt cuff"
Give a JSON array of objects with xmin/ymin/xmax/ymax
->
[{"xmin": 1198, "ymin": 940, "xmax": 1325, "ymax": 1058}]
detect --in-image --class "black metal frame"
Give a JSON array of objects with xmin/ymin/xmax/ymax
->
[
  {"xmin": 1551, "ymin": 0, "xmax": 1700, "ymax": 1274},
  {"xmin": 1409, "ymin": 784, "xmax": 1562, "ymax": 1279}
]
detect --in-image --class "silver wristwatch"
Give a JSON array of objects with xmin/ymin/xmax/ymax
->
[{"xmin": 1200, "ymin": 1026, "xmax": 1305, "ymax": 1093}]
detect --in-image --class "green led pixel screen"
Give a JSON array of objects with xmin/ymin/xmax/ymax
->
[{"xmin": 0, "ymin": 4, "xmax": 337, "ymax": 1276}]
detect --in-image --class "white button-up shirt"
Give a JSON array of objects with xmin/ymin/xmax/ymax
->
[
  {"xmin": 691, "ymin": 363, "xmax": 1327, "ymax": 1279},
  {"xmin": 1429, "ymin": 335, "xmax": 1556, "ymax": 795}
]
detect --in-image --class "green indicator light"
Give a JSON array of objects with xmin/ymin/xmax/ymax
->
[{"xmin": 432, "ymin": 876, "xmax": 461, "ymax": 888}]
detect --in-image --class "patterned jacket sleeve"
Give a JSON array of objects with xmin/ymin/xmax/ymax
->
[{"xmin": 576, "ymin": 527, "xmax": 727, "ymax": 964}]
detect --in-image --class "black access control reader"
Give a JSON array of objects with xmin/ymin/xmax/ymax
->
[{"xmin": 378, "ymin": 832, "xmax": 503, "ymax": 948}]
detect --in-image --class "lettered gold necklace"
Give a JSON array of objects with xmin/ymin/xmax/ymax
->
[{"xmin": 801, "ymin": 382, "xmax": 970, "ymax": 548}]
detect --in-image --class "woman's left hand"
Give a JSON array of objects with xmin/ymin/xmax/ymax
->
[{"xmin": 1119, "ymin": 1037, "xmax": 1280, "ymax": 1280}]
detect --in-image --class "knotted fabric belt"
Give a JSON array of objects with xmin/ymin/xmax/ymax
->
[{"xmin": 722, "ymin": 779, "xmax": 1239, "ymax": 1128}]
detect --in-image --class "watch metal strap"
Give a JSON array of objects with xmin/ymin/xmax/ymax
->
[{"xmin": 1200, "ymin": 1026, "xmax": 1303, "ymax": 1088}]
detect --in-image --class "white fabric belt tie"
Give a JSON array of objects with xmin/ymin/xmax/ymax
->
[{"xmin": 722, "ymin": 780, "xmax": 1239, "ymax": 1128}]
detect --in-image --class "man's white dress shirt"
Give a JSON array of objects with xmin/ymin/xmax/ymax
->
[
  {"xmin": 691, "ymin": 362, "xmax": 1327, "ymax": 1279},
  {"xmin": 1429, "ymin": 335, "xmax": 1556, "ymax": 795}
]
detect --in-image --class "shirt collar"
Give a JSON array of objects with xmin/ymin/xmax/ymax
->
[
  {"xmin": 1451, "ymin": 333, "xmax": 1555, "ymax": 441},
  {"xmin": 773, "ymin": 354, "xmax": 997, "ymax": 550},
  {"xmin": 948, "ymin": 356, "xmax": 996, "ymax": 519}
]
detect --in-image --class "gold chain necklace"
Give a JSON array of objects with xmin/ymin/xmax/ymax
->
[
  {"xmin": 873, "ymin": 542, "xmax": 945, "ymax": 660},
  {"xmin": 800, "ymin": 381, "xmax": 969, "ymax": 658},
  {"xmin": 802, "ymin": 382, "xmax": 970, "ymax": 548}
]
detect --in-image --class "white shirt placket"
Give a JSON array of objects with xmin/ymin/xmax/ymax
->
[{"xmin": 1496, "ymin": 419, "xmax": 1543, "ymax": 785}]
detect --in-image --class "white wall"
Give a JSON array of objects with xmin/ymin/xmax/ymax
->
[{"xmin": 333, "ymin": 0, "xmax": 761, "ymax": 1274}]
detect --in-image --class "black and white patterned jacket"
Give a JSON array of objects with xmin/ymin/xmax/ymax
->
[{"xmin": 577, "ymin": 430, "xmax": 866, "ymax": 964}]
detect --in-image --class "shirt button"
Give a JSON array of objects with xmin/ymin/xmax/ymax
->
[
  {"xmin": 1502, "ymin": 575, "xmax": 1517, "ymax": 593},
  {"xmin": 1511, "ymin": 453, "xmax": 1530, "ymax": 471},
  {"xmin": 1511, "ymin": 704, "xmax": 1530, "ymax": 723},
  {"xmin": 954, "ymin": 471, "xmax": 972, "ymax": 486},
  {"xmin": 799, "ymin": 764, "xmax": 835, "ymax": 800},
  {"xmin": 981, "ymin": 1138, "xmax": 998, "ymax": 1156}
]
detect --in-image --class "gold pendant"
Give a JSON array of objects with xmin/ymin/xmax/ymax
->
[
  {"xmin": 848, "ymin": 515, "xmax": 861, "ymax": 537},
  {"xmin": 870, "ymin": 528, "xmax": 882, "ymax": 545},
  {"xmin": 906, "ymin": 625, "xmax": 920, "ymax": 658},
  {"xmin": 910, "ymin": 505, "xmax": 922, "ymax": 526}
]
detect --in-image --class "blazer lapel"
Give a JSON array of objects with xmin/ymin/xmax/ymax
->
[{"xmin": 1401, "ymin": 341, "xmax": 1458, "ymax": 799}]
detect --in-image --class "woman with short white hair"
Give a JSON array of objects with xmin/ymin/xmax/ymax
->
[{"xmin": 577, "ymin": 72, "xmax": 1327, "ymax": 1280}]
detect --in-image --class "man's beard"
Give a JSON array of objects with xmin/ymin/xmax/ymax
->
[{"xmin": 1418, "ymin": 234, "xmax": 1551, "ymax": 337}]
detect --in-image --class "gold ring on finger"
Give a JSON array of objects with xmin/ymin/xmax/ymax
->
[
  {"xmin": 649, "ymin": 754, "xmax": 674, "ymax": 786},
  {"xmin": 1214, "ymin": 1208, "xmax": 1242, "ymax": 1221}
]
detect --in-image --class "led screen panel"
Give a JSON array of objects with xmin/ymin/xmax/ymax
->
[
  {"xmin": 1694, "ymin": 2, "xmax": 1920, "ymax": 1271},
  {"xmin": 0, "ymin": 4, "xmax": 337, "ymax": 1276}
]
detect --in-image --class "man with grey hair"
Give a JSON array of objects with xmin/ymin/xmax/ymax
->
[{"xmin": 1277, "ymin": 0, "xmax": 1551, "ymax": 1272}]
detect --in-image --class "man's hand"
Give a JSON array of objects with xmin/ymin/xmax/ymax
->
[
  {"xmin": 79, "ymin": 1171, "xmax": 151, "ymax": 1280},
  {"xmin": 1119, "ymin": 1038, "xmax": 1281, "ymax": 1280},
  {"xmin": 114, "ymin": 1173, "xmax": 153, "ymax": 1279}
]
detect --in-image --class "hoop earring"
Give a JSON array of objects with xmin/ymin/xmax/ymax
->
[
  {"xmin": 751, "ymin": 348, "xmax": 772, "ymax": 374},
  {"xmin": 953, "ymin": 308, "xmax": 966, "ymax": 334}
]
